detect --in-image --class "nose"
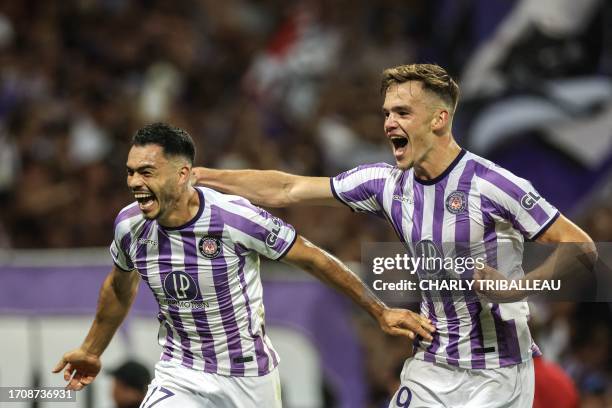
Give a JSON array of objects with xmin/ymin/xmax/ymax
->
[
  {"xmin": 385, "ymin": 114, "xmax": 398, "ymax": 133},
  {"xmin": 127, "ymin": 173, "xmax": 143, "ymax": 190}
]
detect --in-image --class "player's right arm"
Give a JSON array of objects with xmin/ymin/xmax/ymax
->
[
  {"xmin": 52, "ymin": 265, "xmax": 140, "ymax": 391},
  {"xmin": 283, "ymin": 235, "xmax": 435, "ymax": 341},
  {"xmin": 192, "ymin": 168, "xmax": 338, "ymax": 207}
]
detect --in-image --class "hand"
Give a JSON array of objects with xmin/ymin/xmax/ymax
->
[
  {"xmin": 473, "ymin": 265, "xmax": 525, "ymax": 303},
  {"xmin": 52, "ymin": 349, "xmax": 101, "ymax": 391},
  {"xmin": 191, "ymin": 167, "xmax": 208, "ymax": 186},
  {"xmin": 378, "ymin": 308, "xmax": 436, "ymax": 341}
]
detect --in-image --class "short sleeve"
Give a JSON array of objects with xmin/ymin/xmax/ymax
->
[
  {"xmin": 476, "ymin": 164, "xmax": 559, "ymax": 240},
  {"xmin": 331, "ymin": 163, "xmax": 393, "ymax": 216},
  {"xmin": 222, "ymin": 199, "xmax": 297, "ymax": 260},
  {"xmin": 110, "ymin": 207, "xmax": 138, "ymax": 272}
]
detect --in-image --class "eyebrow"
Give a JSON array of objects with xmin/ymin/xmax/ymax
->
[
  {"xmin": 126, "ymin": 164, "xmax": 156, "ymax": 172},
  {"xmin": 382, "ymin": 105, "xmax": 413, "ymax": 113}
]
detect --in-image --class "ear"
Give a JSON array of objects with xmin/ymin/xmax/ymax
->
[
  {"xmin": 431, "ymin": 109, "xmax": 449, "ymax": 133},
  {"xmin": 178, "ymin": 165, "xmax": 192, "ymax": 185}
]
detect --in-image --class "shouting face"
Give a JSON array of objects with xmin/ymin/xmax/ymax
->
[
  {"xmin": 382, "ymin": 81, "xmax": 448, "ymax": 170},
  {"xmin": 126, "ymin": 144, "xmax": 186, "ymax": 221}
]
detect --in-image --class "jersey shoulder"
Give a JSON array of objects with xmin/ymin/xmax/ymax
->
[
  {"xmin": 113, "ymin": 202, "xmax": 146, "ymax": 237},
  {"xmin": 465, "ymin": 151, "xmax": 534, "ymax": 195}
]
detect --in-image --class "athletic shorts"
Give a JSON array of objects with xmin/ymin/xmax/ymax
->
[
  {"xmin": 388, "ymin": 358, "xmax": 534, "ymax": 408},
  {"xmin": 139, "ymin": 361, "xmax": 282, "ymax": 408}
]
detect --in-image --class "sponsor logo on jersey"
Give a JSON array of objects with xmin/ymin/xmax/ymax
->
[
  {"xmin": 163, "ymin": 270, "xmax": 199, "ymax": 302},
  {"xmin": 137, "ymin": 238, "xmax": 158, "ymax": 246},
  {"xmin": 392, "ymin": 194, "xmax": 414, "ymax": 204},
  {"xmin": 445, "ymin": 191, "xmax": 467, "ymax": 214},
  {"xmin": 520, "ymin": 192, "xmax": 541, "ymax": 210},
  {"xmin": 266, "ymin": 217, "xmax": 282, "ymax": 247},
  {"xmin": 199, "ymin": 236, "xmax": 222, "ymax": 259}
]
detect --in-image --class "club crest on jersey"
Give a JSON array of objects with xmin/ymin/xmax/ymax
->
[
  {"xmin": 198, "ymin": 236, "xmax": 222, "ymax": 259},
  {"xmin": 445, "ymin": 191, "xmax": 467, "ymax": 214}
]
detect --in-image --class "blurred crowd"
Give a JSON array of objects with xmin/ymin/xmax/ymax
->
[{"xmin": 0, "ymin": 0, "xmax": 610, "ymax": 406}]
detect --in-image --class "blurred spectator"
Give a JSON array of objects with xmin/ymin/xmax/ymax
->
[
  {"xmin": 533, "ymin": 356, "xmax": 579, "ymax": 408},
  {"xmin": 108, "ymin": 360, "xmax": 151, "ymax": 408},
  {"xmin": 0, "ymin": 1, "xmax": 610, "ymax": 406}
]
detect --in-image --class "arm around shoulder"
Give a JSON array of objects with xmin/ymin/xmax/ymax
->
[{"xmin": 193, "ymin": 167, "xmax": 339, "ymax": 207}]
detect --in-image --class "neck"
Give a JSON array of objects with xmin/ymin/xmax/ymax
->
[
  {"xmin": 413, "ymin": 135, "xmax": 462, "ymax": 181},
  {"xmin": 158, "ymin": 186, "xmax": 200, "ymax": 228}
]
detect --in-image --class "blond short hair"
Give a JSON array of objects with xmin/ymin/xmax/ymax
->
[{"xmin": 381, "ymin": 64, "xmax": 460, "ymax": 112}]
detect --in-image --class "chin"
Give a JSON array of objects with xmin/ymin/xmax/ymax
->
[
  {"xmin": 395, "ymin": 159, "xmax": 413, "ymax": 170},
  {"xmin": 141, "ymin": 210, "xmax": 160, "ymax": 220}
]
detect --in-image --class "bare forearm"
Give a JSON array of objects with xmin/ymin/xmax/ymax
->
[
  {"xmin": 196, "ymin": 168, "xmax": 294, "ymax": 207},
  {"xmin": 300, "ymin": 248, "xmax": 386, "ymax": 321},
  {"xmin": 81, "ymin": 272, "xmax": 138, "ymax": 356}
]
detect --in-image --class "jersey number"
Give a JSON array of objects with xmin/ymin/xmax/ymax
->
[
  {"xmin": 395, "ymin": 386, "xmax": 412, "ymax": 407},
  {"xmin": 141, "ymin": 386, "xmax": 174, "ymax": 408}
]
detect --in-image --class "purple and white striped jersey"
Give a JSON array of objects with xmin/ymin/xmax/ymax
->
[
  {"xmin": 331, "ymin": 150, "xmax": 559, "ymax": 369},
  {"xmin": 110, "ymin": 187, "xmax": 296, "ymax": 377}
]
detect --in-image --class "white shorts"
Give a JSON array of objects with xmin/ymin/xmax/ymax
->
[
  {"xmin": 389, "ymin": 358, "xmax": 534, "ymax": 408},
  {"xmin": 139, "ymin": 361, "xmax": 282, "ymax": 408}
]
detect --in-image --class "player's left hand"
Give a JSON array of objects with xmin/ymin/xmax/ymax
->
[
  {"xmin": 378, "ymin": 308, "xmax": 435, "ymax": 341},
  {"xmin": 473, "ymin": 265, "xmax": 525, "ymax": 303}
]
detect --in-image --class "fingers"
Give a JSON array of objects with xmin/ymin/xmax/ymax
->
[
  {"xmin": 386, "ymin": 327, "xmax": 416, "ymax": 340},
  {"xmin": 387, "ymin": 311, "xmax": 435, "ymax": 341},
  {"xmin": 63, "ymin": 364, "xmax": 74, "ymax": 382}
]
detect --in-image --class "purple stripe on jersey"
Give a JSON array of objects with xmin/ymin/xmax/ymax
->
[
  {"xmin": 432, "ymin": 178, "xmax": 449, "ymax": 243},
  {"xmin": 114, "ymin": 204, "xmax": 140, "ymax": 229},
  {"xmin": 161, "ymin": 322, "xmax": 174, "ymax": 361},
  {"xmin": 467, "ymin": 301, "xmax": 486, "ymax": 369},
  {"xmin": 235, "ymin": 245, "xmax": 270, "ymax": 375},
  {"xmin": 219, "ymin": 208, "xmax": 293, "ymax": 257},
  {"xmin": 453, "ymin": 160, "xmax": 486, "ymax": 368},
  {"xmin": 491, "ymin": 304, "xmax": 522, "ymax": 366},
  {"xmin": 410, "ymin": 181, "xmax": 424, "ymax": 243},
  {"xmin": 335, "ymin": 163, "xmax": 391, "ymax": 181},
  {"xmin": 119, "ymin": 233, "xmax": 134, "ymax": 270},
  {"xmin": 131, "ymin": 220, "xmax": 175, "ymax": 360},
  {"xmin": 180, "ymin": 227, "xmax": 218, "ymax": 372},
  {"xmin": 210, "ymin": 205, "xmax": 246, "ymax": 376},
  {"xmin": 423, "ymin": 299, "xmax": 440, "ymax": 363},
  {"xmin": 474, "ymin": 163, "xmax": 550, "ymax": 226},
  {"xmin": 389, "ymin": 173, "xmax": 407, "ymax": 241},
  {"xmin": 157, "ymin": 229, "xmax": 194, "ymax": 368},
  {"xmin": 339, "ymin": 178, "xmax": 386, "ymax": 206},
  {"xmin": 480, "ymin": 194, "xmax": 528, "ymax": 236}
]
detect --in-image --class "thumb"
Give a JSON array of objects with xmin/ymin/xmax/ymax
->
[{"xmin": 52, "ymin": 358, "xmax": 67, "ymax": 373}]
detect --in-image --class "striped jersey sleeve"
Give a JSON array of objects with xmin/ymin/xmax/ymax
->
[
  {"xmin": 475, "ymin": 163, "xmax": 559, "ymax": 240},
  {"xmin": 224, "ymin": 198, "xmax": 297, "ymax": 260},
  {"xmin": 109, "ymin": 204, "xmax": 139, "ymax": 271},
  {"xmin": 330, "ymin": 163, "xmax": 393, "ymax": 216}
]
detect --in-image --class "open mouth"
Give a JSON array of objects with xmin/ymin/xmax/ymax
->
[
  {"xmin": 389, "ymin": 135, "xmax": 410, "ymax": 161},
  {"xmin": 390, "ymin": 136, "xmax": 409, "ymax": 149},
  {"xmin": 134, "ymin": 191, "xmax": 157, "ymax": 211}
]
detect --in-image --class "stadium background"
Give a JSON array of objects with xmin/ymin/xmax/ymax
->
[{"xmin": 0, "ymin": 0, "xmax": 611, "ymax": 407}]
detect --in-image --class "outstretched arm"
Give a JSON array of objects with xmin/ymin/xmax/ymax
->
[
  {"xmin": 193, "ymin": 167, "xmax": 340, "ymax": 208},
  {"xmin": 282, "ymin": 235, "xmax": 435, "ymax": 341},
  {"xmin": 52, "ymin": 265, "xmax": 140, "ymax": 390}
]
